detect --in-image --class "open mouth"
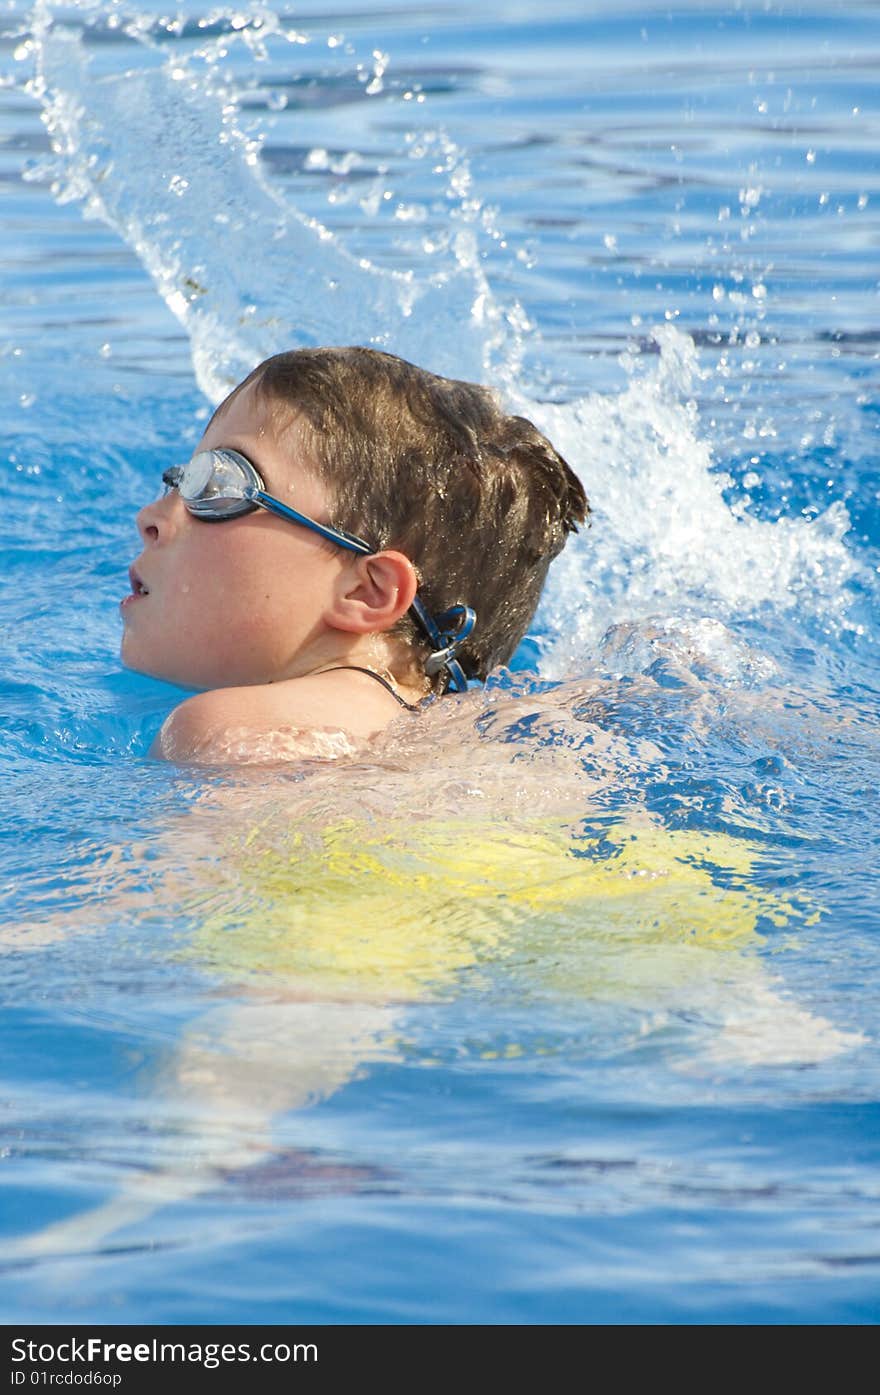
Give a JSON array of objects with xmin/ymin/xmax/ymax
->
[{"xmin": 128, "ymin": 565, "xmax": 150, "ymax": 597}]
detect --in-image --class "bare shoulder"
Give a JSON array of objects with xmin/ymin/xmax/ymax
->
[{"xmin": 150, "ymin": 671, "xmax": 404, "ymax": 766}]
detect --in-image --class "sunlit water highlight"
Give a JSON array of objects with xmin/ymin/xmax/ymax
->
[{"xmin": 0, "ymin": 0, "xmax": 878, "ymax": 1323}]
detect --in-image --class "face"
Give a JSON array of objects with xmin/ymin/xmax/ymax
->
[{"xmin": 121, "ymin": 382, "xmax": 347, "ymax": 690}]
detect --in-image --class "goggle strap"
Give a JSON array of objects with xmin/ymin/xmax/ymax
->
[
  {"xmin": 412, "ymin": 602, "xmax": 477, "ymax": 692},
  {"xmin": 249, "ymin": 489, "xmax": 374, "ymax": 555}
]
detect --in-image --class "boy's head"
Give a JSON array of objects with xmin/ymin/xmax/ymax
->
[
  {"xmin": 124, "ymin": 347, "xmax": 588, "ymax": 692},
  {"xmin": 227, "ymin": 347, "xmax": 588, "ymax": 684}
]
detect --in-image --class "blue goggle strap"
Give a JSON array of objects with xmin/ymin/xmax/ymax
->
[
  {"xmin": 249, "ymin": 488, "xmax": 374, "ymax": 556},
  {"xmin": 410, "ymin": 600, "xmax": 476, "ymax": 694}
]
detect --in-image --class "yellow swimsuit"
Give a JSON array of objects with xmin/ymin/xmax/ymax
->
[{"xmin": 187, "ymin": 813, "xmax": 811, "ymax": 1002}]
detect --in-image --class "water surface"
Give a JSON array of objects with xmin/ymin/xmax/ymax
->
[{"xmin": 0, "ymin": 0, "xmax": 878, "ymax": 1323}]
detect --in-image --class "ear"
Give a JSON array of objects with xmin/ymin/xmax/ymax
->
[{"xmin": 325, "ymin": 550, "xmax": 419, "ymax": 635}]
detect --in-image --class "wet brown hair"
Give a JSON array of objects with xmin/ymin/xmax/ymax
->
[{"xmin": 225, "ymin": 347, "xmax": 588, "ymax": 687}]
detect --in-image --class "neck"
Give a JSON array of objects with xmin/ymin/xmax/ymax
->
[{"xmin": 288, "ymin": 632, "xmax": 431, "ymax": 705}]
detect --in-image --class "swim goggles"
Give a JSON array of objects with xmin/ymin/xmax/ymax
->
[{"xmin": 162, "ymin": 448, "xmax": 476, "ymax": 693}]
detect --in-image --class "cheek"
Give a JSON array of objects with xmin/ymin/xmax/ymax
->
[
  {"xmin": 125, "ymin": 522, "xmax": 338, "ymax": 687},
  {"xmin": 190, "ymin": 532, "xmax": 332, "ymax": 668},
  {"xmin": 223, "ymin": 528, "xmax": 335, "ymax": 612},
  {"xmin": 128, "ymin": 536, "xmax": 244, "ymax": 666}
]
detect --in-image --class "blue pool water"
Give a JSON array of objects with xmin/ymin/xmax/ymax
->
[{"xmin": 1, "ymin": 0, "xmax": 879, "ymax": 1323}]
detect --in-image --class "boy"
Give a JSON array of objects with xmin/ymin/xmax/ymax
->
[{"xmin": 122, "ymin": 347, "xmax": 589, "ymax": 764}]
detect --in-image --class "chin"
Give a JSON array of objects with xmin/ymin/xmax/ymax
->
[{"xmin": 121, "ymin": 633, "xmax": 185, "ymax": 688}]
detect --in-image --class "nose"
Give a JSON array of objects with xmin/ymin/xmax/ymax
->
[{"xmin": 136, "ymin": 489, "xmax": 183, "ymax": 544}]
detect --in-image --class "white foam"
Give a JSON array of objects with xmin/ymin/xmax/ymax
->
[{"xmin": 526, "ymin": 327, "xmax": 859, "ymax": 671}]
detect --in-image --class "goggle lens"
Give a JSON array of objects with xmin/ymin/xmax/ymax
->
[{"xmin": 163, "ymin": 449, "xmax": 259, "ymax": 519}]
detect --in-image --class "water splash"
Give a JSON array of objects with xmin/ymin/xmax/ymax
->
[
  {"xmin": 18, "ymin": 0, "xmax": 863, "ymax": 670},
  {"xmin": 24, "ymin": 0, "xmax": 505, "ymax": 399},
  {"xmin": 529, "ymin": 326, "xmax": 859, "ymax": 672}
]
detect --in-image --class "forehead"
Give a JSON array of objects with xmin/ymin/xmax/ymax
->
[{"xmin": 200, "ymin": 380, "xmax": 285, "ymax": 446}]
